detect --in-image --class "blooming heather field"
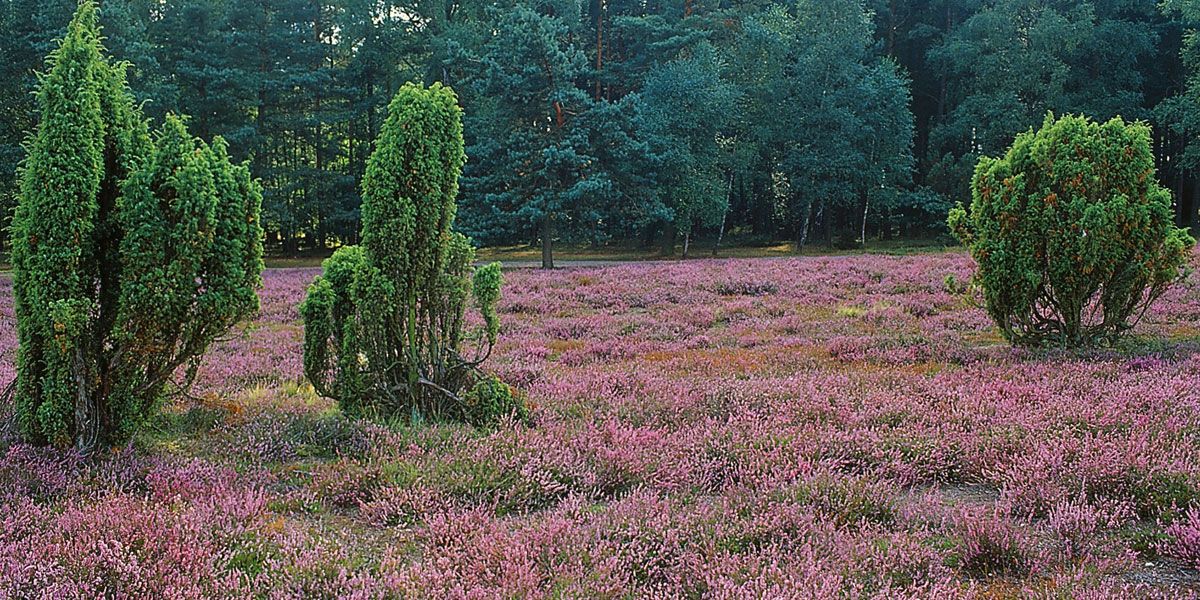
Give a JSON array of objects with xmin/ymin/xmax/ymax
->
[{"xmin": 3, "ymin": 253, "xmax": 1200, "ymax": 598}]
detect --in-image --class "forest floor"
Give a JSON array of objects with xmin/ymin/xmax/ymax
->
[
  {"xmin": 262, "ymin": 237, "xmax": 954, "ymax": 269},
  {"xmin": 2, "ymin": 251, "xmax": 1200, "ymax": 597}
]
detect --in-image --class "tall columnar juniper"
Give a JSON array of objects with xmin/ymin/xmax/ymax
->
[
  {"xmin": 11, "ymin": 1, "xmax": 264, "ymax": 453},
  {"xmin": 301, "ymin": 82, "xmax": 518, "ymax": 426}
]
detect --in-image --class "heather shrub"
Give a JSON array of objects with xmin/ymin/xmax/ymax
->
[
  {"xmin": 1047, "ymin": 500, "xmax": 1103, "ymax": 562},
  {"xmin": 306, "ymin": 459, "xmax": 419, "ymax": 510},
  {"xmin": 10, "ymin": 2, "xmax": 262, "ymax": 453},
  {"xmin": 942, "ymin": 273, "xmax": 966, "ymax": 295},
  {"xmin": 281, "ymin": 414, "xmax": 369, "ymax": 459},
  {"xmin": 1, "ymin": 493, "xmax": 256, "ymax": 597},
  {"xmin": 1161, "ymin": 506, "xmax": 1200, "ymax": 569},
  {"xmin": 360, "ymin": 484, "xmax": 450, "ymax": 527},
  {"xmin": 309, "ymin": 459, "xmax": 385, "ymax": 508},
  {"xmin": 952, "ymin": 509, "xmax": 1036, "ymax": 579},
  {"xmin": 1122, "ymin": 523, "xmax": 1171, "ymax": 559},
  {"xmin": 847, "ymin": 532, "xmax": 952, "ymax": 593},
  {"xmin": 139, "ymin": 405, "xmax": 229, "ymax": 447},
  {"xmin": 0, "ymin": 445, "xmax": 80, "ymax": 503},
  {"xmin": 1130, "ymin": 472, "xmax": 1200, "ymax": 521},
  {"xmin": 425, "ymin": 455, "xmax": 529, "ymax": 513},
  {"xmin": 229, "ymin": 412, "xmax": 368, "ymax": 463},
  {"xmin": 301, "ymin": 83, "xmax": 510, "ymax": 424},
  {"xmin": 775, "ymin": 472, "xmax": 897, "ymax": 529},
  {"xmin": 949, "ymin": 113, "xmax": 1193, "ymax": 347}
]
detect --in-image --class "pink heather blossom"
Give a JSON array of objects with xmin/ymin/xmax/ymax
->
[
  {"xmin": 1164, "ymin": 507, "xmax": 1200, "ymax": 570},
  {"xmin": 0, "ymin": 251, "xmax": 1199, "ymax": 596}
]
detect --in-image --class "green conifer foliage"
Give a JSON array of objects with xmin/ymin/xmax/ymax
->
[
  {"xmin": 950, "ymin": 113, "xmax": 1193, "ymax": 347},
  {"xmin": 301, "ymin": 82, "xmax": 512, "ymax": 424},
  {"xmin": 11, "ymin": 2, "xmax": 263, "ymax": 452}
]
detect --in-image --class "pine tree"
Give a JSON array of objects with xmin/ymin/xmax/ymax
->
[
  {"xmin": 458, "ymin": 3, "xmax": 634, "ymax": 268},
  {"xmin": 926, "ymin": 0, "xmax": 1158, "ymax": 206},
  {"xmin": 0, "ymin": 0, "xmax": 76, "ymax": 244},
  {"xmin": 11, "ymin": 2, "xmax": 264, "ymax": 453}
]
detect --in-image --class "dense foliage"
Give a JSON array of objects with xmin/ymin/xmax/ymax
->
[
  {"xmin": 950, "ymin": 114, "xmax": 1193, "ymax": 346},
  {"xmin": 11, "ymin": 2, "xmax": 264, "ymax": 453},
  {"xmin": 301, "ymin": 83, "xmax": 511, "ymax": 424},
  {"xmin": 5, "ymin": 0, "xmax": 1193, "ymax": 256}
]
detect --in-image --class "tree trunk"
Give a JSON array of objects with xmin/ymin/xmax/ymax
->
[
  {"xmin": 283, "ymin": 232, "xmax": 299, "ymax": 256},
  {"xmin": 713, "ymin": 211, "xmax": 728, "ymax": 257},
  {"xmin": 713, "ymin": 172, "xmax": 732, "ymax": 257},
  {"xmin": 541, "ymin": 213, "xmax": 554, "ymax": 269},
  {"xmin": 660, "ymin": 224, "xmax": 676, "ymax": 257},
  {"xmin": 1185, "ymin": 174, "xmax": 1195, "ymax": 229},
  {"xmin": 861, "ymin": 190, "xmax": 869, "ymax": 249},
  {"xmin": 887, "ymin": 0, "xmax": 896, "ymax": 57},
  {"xmin": 642, "ymin": 221, "xmax": 659, "ymax": 249},
  {"xmin": 1176, "ymin": 169, "xmax": 1186, "ymax": 227},
  {"xmin": 798, "ymin": 197, "xmax": 814, "ymax": 252},
  {"xmin": 682, "ymin": 230, "xmax": 691, "ymax": 259},
  {"xmin": 821, "ymin": 200, "xmax": 833, "ymax": 248},
  {"xmin": 73, "ymin": 346, "xmax": 98, "ymax": 455},
  {"xmin": 595, "ymin": 0, "xmax": 604, "ymax": 100},
  {"xmin": 936, "ymin": 4, "xmax": 952, "ymax": 122}
]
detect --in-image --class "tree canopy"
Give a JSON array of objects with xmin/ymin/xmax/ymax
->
[{"xmin": 0, "ymin": 0, "xmax": 1196, "ymax": 256}]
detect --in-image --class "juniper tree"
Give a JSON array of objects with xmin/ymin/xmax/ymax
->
[
  {"xmin": 11, "ymin": 1, "xmax": 264, "ymax": 453},
  {"xmin": 949, "ymin": 114, "xmax": 1193, "ymax": 347},
  {"xmin": 301, "ymin": 82, "xmax": 516, "ymax": 426}
]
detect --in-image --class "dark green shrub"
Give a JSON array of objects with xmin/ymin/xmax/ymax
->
[
  {"xmin": 464, "ymin": 375, "xmax": 528, "ymax": 428},
  {"xmin": 714, "ymin": 280, "xmax": 778, "ymax": 297},
  {"xmin": 949, "ymin": 114, "xmax": 1193, "ymax": 347},
  {"xmin": 300, "ymin": 83, "xmax": 510, "ymax": 423},
  {"xmin": 11, "ymin": 2, "xmax": 263, "ymax": 453}
]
